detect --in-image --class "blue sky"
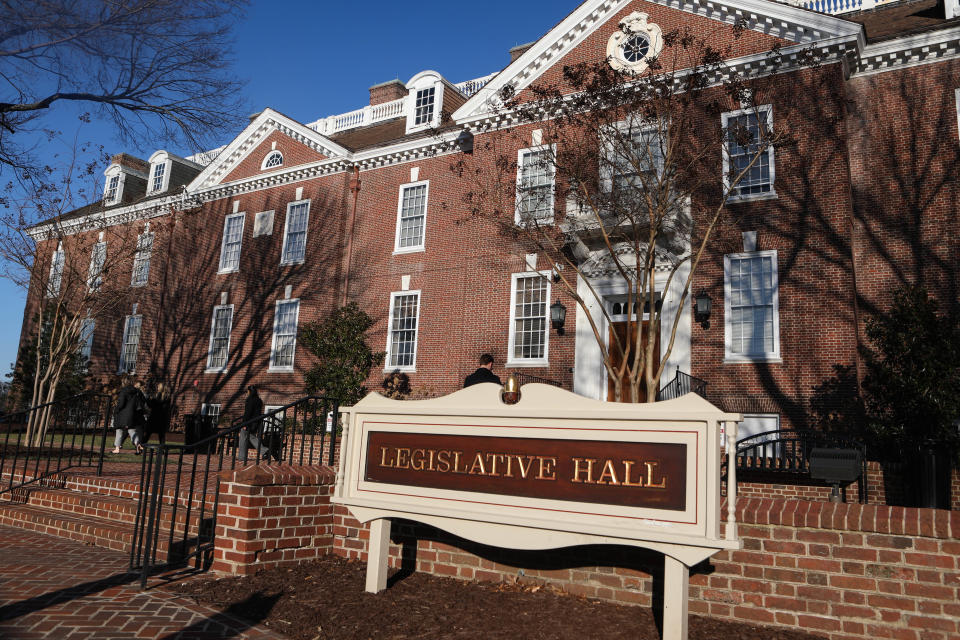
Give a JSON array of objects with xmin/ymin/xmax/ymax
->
[{"xmin": 0, "ymin": 0, "xmax": 575, "ymax": 377}]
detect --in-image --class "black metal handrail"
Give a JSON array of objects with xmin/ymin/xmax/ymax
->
[
  {"xmin": 514, "ymin": 372, "xmax": 563, "ymax": 388},
  {"xmin": 656, "ymin": 371, "xmax": 708, "ymax": 401},
  {"xmin": 0, "ymin": 392, "xmax": 111, "ymax": 496},
  {"xmin": 733, "ymin": 429, "xmax": 868, "ymax": 503},
  {"xmin": 130, "ymin": 395, "xmax": 340, "ymax": 589}
]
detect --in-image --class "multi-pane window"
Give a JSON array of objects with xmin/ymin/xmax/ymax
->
[
  {"xmin": 611, "ymin": 126, "xmax": 665, "ymax": 194},
  {"xmin": 263, "ymin": 151, "xmax": 283, "ymax": 169},
  {"xmin": 218, "ymin": 213, "xmax": 245, "ymax": 272},
  {"xmin": 270, "ymin": 299, "xmax": 300, "ymax": 370},
  {"xmin": 47, "ymin": 247, "xmax": 64, "ymax": 298},
  {"xmin": 206, "ymin": 305, "xmax": 234, "ymax": 371},
  {"xmin": 119, "ymin": 314, "xmax": 142, "ymax": 373},
  {"xmin": 151, "ymin": 162, "xmax": 166, "ymax": 192},
  {"xmin": 201, "ymin": 404, "xmax": 222, "ymax": 423},
  {"xmin": 387, "ymin": 292, "xmax": 420, "ymax": 369},
  {"xmin": 508, "ymin": 274, "xmax": 550, "ymax": 363},
  {"xmin": 105, "ymin": 175, "xmax": 120, "ymax": 203},
  {"xmin": 395, "ymin": 183, "xmax": 428, "ymax": 251},
  {"xmin": 281, "ymin": 201, "xmax": 309, "ymax": 265},
  {"xmin": 87, "ymin": 242, "xmax": 106, "ymax": 291},
  {"xmin": 78, "ymin": 318, "xmax": 95, "ymax": 370},
  {"xmin": 724, "ymin": 251, "xmax": 780, "ymax": 360},
  {"xmin": 131, "ymin": 231, "xmax": 154, "ymax": 287},
  {"xmin": 723, "ymin": 106, "xmax": 775, "ymax": 198},
  {"xmin": 516, "ymin": 147, "xmax": 555, "ymax": 224},
  {"xmin": 414, "ymin": 88, "xmax": 435, "ymax": 126}
]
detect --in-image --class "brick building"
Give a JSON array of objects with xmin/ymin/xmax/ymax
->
[{"xmin": 20, "ymin": 0, "xmax": 960, "ymax": 437}]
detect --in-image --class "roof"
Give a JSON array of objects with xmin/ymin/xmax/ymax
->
[{"xmin": 845, "ymin": 0, "xmax": 958, "ymax": 42}]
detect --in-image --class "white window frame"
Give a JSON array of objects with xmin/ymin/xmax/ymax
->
[
  {"xmin": 385, "ymin": 290, "xmax": 421, "ymax": 372},
  {"xmin": 393, "ymin": 180, "xmax": 429, "ymax": 253},
  {"xmin": 104, "ymin": 171, "xmax": 122, "ymax": 204},
  {"xmin": 201, "ymin": 403, "xmax": 222, "ymax": 424},
  {"xmin": 149, "ymin": 159, "xmax": 170, "ymax": 193},
  {"xmin": 721, "ymin": 104, "xmax": 776, "ymax": 202},
  {"xmin": 723, "ymin": 249, "xmax": 781, "ymax": 363},
  {"xmin": 269, "ymin": 298, "xmax": 300, "ymax": 372},
  {"xmin": 261, "ymin": 151, "xmax": 283, "ymax": 170},
  {"xmin": 404, "ymin": 72, "xmax": 444, "ymax": 134},
  {"xmin": 218, "ymin": 212, "xmax": 245, "ymax": 273},
  {"xmin": 87, "ymin": 241, "xmax": 106, "ymax": 292},
  {"xmin": 131, "ymin": 231, "xmax": 154, "ymax": 287},
  {"xmin": 599, "ymin": 120, "xmax": 667, "ymax": 194},
  {"xmin": 78, "ymin": 317, "xmax": 95, "ymax": 371},
  {"xmin": 515, "ymin": 145, "xmax": 556, "ymax": 225},
  {"xmin": 280, "ymin": 199, "xmax": 310, "ymax": 265},
  {"xmin": 263, "ymin": 405, "xmax": 284, "ymax": 432},
  {"xmin": 205, "ymin": 304, "xmax": 234, "ymax": 372},
  {"xmin": 118, "ymin": 314, "xmax": 142, "ymax": 374},
  {"xmin": 47, "ymin": 246, "xmax": 64, "ymax": 298},
  {"xmin": 506, "ymin": 271, "xmax": 551, "ymax": 368}
]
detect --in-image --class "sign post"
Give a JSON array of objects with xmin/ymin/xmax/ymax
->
[{"xmin": 334, "ymin": 383, "xmax": 741, "ymax": 640}]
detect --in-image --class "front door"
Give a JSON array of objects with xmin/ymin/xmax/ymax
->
[{"xmin": 607, "ymin": 319, "xmax": 660, "ymax": 402}]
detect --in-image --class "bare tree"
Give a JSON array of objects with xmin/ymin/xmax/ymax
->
[
  {"xmin": 0, "ymin": 0, "xmax": 247, "ymax": 181},
  {"xmin": 453, "ymin": 24, "xmax": 809, "ymax": 402},
  {"xmin": 0, "ymin": 141, "xmax": 142, "ymax": 444}
]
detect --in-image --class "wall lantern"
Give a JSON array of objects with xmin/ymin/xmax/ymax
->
[
  {"xmin": 550, "ymin": 300, "xmax": 567, "ymax": 335},
  {"xmin": 693, "ymin": 290, "xmax": 712, "ymax": 329}
]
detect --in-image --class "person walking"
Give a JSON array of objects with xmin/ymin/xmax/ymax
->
[
  {"xmin": 238, "ymin": 385, "xmax": 270, "ymax": 463},
  {"xmin": 145, "ymin": 381, "xmax": 172, "ymax": 445},
  {"xmin": 112, "ymin": 376, "xmax": 146, "ymax": 454},
  {"xmin": 463, "ymin": 353, "xmax": 503, "ymax": 388}
]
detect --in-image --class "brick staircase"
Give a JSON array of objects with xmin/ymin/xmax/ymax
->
[{"xmin": 0, "ymin": 470, "xmax": 208, "ymax": 560}]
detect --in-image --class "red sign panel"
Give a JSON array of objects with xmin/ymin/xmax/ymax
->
[{"xmin": 364, "ymin": 431, "xmax": 687, "ymax": 511}]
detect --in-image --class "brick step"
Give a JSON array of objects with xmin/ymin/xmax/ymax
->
[
  {"xmin": 0, "ymin": 500, "xmax": 202, "ymax": 560},
  {"xmin": 0, "ymin": 486, "xmax": 208, "ymax": 535}
]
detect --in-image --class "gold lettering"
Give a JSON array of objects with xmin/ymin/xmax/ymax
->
[
  {"xmin": 395, "ymin": 448, "xmax": 411, "ymax": 469},
  {"xmin": 571, "ymin": 458, "xmax": 597, "ymax": 484},
  {"xmin": 503, "ymin": 454, "xmax": 515, "ymax": 477},
  {"xmin": 452, "ymin": 450, "xmax": 465, "ymax": 473},
  {"xmin": 485, "ymin": 453, "xmax": 501, "ymax": 476},
  {"xmin": 516, "ymin": 455, "xmax": 535, "ymax": 479},
  {"xmin": 536, "ymin": 457, "xmax": 557, "ymax": 480},
  {"xmin": 622, "ymin": 460, "xmax": 644, "ymax": 487},
  {"xmin": 645, "ymin": 461, "xmax": 667, "ymax": 489},
  {"xmin": 380, "ymin": 446, "xmax": 393, "ymax": 468},
  {"xmin": 410, "ymin": 449, "xmax": 425, "ymax": 471},
  {"xmin": 596, "ymin": 459, "xmax": 619, "ymax": 485},
  {"xmin": 468, "ymin": 453, "xmax": 487, "ymax": 475},
  {"xmin": 426, "ymin": 449, "xmax": 436, "ymax": 471},
  {"xmin": 437, "ymin": 450, "xmax": 451, "ymax": 473}
]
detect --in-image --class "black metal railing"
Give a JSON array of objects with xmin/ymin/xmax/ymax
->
[
  {"xmin": 656, "ymin": 371, "xmax": 708, "ymax": 401},
  {"xmin": 733, "ymin": 429, "xmax": 868, "ymax": 503},
  {"xmin": 129, "ymin": 395, "xmax": 339, "ymax": 589},
  {"xmin": 0, "ymin": 392, "xmax": 112, "ymax": 496},
  {"xmin": 514, "ymin": 372, "xmax": 563, "ymax": 388}
]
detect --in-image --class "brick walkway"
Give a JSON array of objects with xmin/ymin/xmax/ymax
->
[{"xmin": 0, "ymin": 524, "xmax": 287, "ymax": 640}]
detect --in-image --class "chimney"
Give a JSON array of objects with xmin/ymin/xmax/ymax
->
[
  {"xmin": 110, "ymin": 153, "xmax": 149, "ymax": 174},
  {"xmin": 510, "ymin": 42, "xmax": 535, "ymax": 62},
  {"xmin": 369, "ymin": 80, "xmax": 407, "ymax": 106}
]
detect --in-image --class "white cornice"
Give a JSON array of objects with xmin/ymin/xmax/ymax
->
[
  {"xmin": 851, "ymin": 25, "xmax": 960, "ymax": 76},
  {"xmin": 27, "ymin": 194, "xmax": 181, "ymax": 242},
  {"xmin": 453, "ymin": 0, "xmax": 862, "ymax": 122},
  {"xmin": 188, "ymin": 108, "xmax": 352, "ymax": 190}
]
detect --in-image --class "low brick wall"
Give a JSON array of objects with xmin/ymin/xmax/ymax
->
[
  {"xmin": 331, "ymin": 499, "xmax": 960, "ymax": 639},
  {"xmin": 212, "ymin": 464, "xmax": 335, "ymax": 575}
]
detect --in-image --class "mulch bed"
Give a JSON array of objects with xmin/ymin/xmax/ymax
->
[{"xmin": 171, "ymin": 555, "xmax": 827, "ymax": 640}]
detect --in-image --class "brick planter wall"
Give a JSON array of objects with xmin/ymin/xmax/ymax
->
[
  {"xmin": 212, "ymin": 464, "xmax": 335, "ymax": 575},
  {"xmin": 330, "ymin": 499, "xmax": 960, "ymax": 640}
]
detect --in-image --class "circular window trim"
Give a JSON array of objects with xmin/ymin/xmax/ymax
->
[{"xmin": 607, "ymin": 12, "xmax": 663, "ymax": 75}]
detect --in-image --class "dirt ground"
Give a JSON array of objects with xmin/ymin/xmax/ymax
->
[{"xmin": 171, "ymin": 556, "xmax": 827, "ymax": 640}]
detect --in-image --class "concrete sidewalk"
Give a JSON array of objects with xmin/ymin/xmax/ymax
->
[{"xmin": 0, "ymin": 524, "xmax": 286, "ymax": 640}]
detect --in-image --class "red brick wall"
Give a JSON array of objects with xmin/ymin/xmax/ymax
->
[
  {"xmin": 330, "ymin": 496, "xmax": 960, "ymax": 640},
  {"xmin": 212, "ymin": 465, "xmax": 335, "ymax": 575}
]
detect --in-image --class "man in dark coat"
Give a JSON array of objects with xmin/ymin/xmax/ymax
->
[
  {"xmin": 238, "ymin": 385, "xmax": 270, "ymax": 463},
  {"xmin": 463, "ymin": 353, "xmax": 502, "ymax": 388}
]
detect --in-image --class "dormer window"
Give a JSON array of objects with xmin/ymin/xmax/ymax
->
[
  {"xmin": 262, "ymin": 151, "xmax": 283, "ymax": 169},
  {"xmin": 105, "ymin": 175, "xmax": 120, "ymax": 204},
  {"xmin": 404, "ymin": 71, "xmax": 446, "ymax": 134},
  {"xmin": 414, "ymin": 88, "xmax": 436, "ymax": 126},
  {"xmin": 151, "ymin": 162, "xmax": 166, "ymax": 192}
]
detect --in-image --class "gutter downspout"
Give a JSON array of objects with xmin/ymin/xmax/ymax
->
[{"xmin": 341, "ymin": 166, "xmax": 361, "ymax": 307}]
